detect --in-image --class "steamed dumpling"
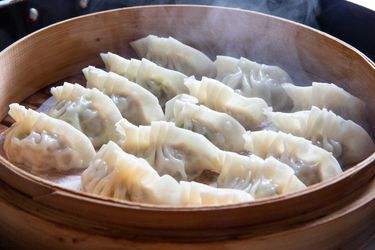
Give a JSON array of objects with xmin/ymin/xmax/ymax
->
[
  {"xmin": 115, "ymin": 119, "xmax": 222, "ymax": 181},
  {"xmin": 83, "ymin": 66, "xmax": 165, "ymax": 125},
  {"xmin": 101, "ymin": 52, "xmax": 141, "ymax": 82},
  {"xmin": 214, "ymin": 55, "xmax": 239, "ymax": 80},
  {"xmin": 282, "ymin": 82, "xmax": 367, "ymax": 128},
  {"xmin": 185, "ymin": 77, "xmax": 270, "ymax": 130},
  {"xmin": 136, "ymin": 58, "xmax": 188, "ymax": 106},
  {"xmin": 101, "ymin": 53, "xmax": 188, "ymax": 107},
  {"xmin": 265, "ymin": 106, "xmax": 375, "ymax": 166},
  {"xmin": 82, "ymin": 141, "xmax": 253, "ymax": 206},
  {"xmin": 130, "ymin": 35, "xmax": 216, "ymax": 78},
  {"xmin": 4, "ymin": 104, "xmax": 95, "ymax": 172},
  {"xmin": 165, "ymin": 94, "xmax": 247, "ymax": 152},
  {"xmin": 243, "ymin": 130, "xmax": 342, "ymax": 186},
  {"xmin": 215, "ymin": 56, "xmax": 292, "ymax": 111},
  {"xmin": 48, "ymin": 82, "xmax": 122, "ymax": 148},
  {"xmin": 218, "ymin": 153, "xmax": 306, "ymax": 198},
  {"xmin": 115, "ymin": 119, "xmax": 307, "ymax": 199}
]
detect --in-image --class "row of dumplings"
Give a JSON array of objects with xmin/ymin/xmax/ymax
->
[{"xmin": 3, "ymin": 35, "xmax": 374, "ymax": 206}]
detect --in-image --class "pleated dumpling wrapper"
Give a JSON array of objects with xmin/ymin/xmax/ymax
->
[
  {"xmin": 282, "ymin": 82, "xmax": 367, "ymax": 128},
  {"xmin": 214, "ymin": 55, "xmax": 293, "ymax": 111},
  {"xmin": 165, "ymin": 94, "xmax": 246, "ymax": 152},
  {"xmin": 101, "ymin": 53, "xmax": 188, "ymax": 107},
  {"xmin": 83, "ymin": 66, "xmax": 165, "ymax": 125},
  {"xmin": 81, "ymin": 141, "xmax": 253, "ymax": 206},
  {"xmin": 243, "ymin": 130, "xmax": 342, "ymax": 186},
  {"xmin": 185, "ymin": 77, "xmax": 270, "ymax": 130},
  {"xmin": 130, "ymin": 34, "xmax": 216, "ymax": 79},
  {"xmin": 115, "ymin": 119, "xmax": 223, "ymax": 181},
  {"xmin": 100, "ymin": 52, "xmax": 141, "ymax": 82},
  {"xmin": 217, "ymin": 152, "xmax": 306, "ymax": 199},
  {"xmin": 48, "ymin": 82, "xmax": 122, "ymax": 148},
  {"xmin": 4, "ymin": 104, "xmax": 95, "ymax": 172},
  {"xmin": 265, "ymin": 106, "xmax": 375, "ymax": 166}
]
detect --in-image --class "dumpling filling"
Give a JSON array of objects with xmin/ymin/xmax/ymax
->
[
  {"xmin": 7, "ymin": 130, "xmax": 82, "ymax": 172},
  {"xmin": 49, "ymin": 98, "xmax": 106, "ymax": 145},
  {"xmin": 48, "ymin": 83, "xmax": 122, "ymax": 148}
]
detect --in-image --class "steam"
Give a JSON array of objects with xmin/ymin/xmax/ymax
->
[
  {"xmin": 86, "ymin": 0, "xmax": 321, "ymax": 28},
  {"xmin": 88, "ymin": 0, "xmax": 321, "ymax": 85},
  {"xmin": 174, "ymin": 0, "xmax": 321, "ymax": 28}
]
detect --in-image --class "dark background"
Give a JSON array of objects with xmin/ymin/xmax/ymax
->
[{"xmin": 0, "ymin": 0, "xmax": 374, "ymax": 60}]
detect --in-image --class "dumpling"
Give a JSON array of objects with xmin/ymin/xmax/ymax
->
[
  {"xmin": 135, "ymin": 58, "xmax": 188, "ymax": 107},
  {"xmin": 215, "ymin": 56, "xmax": 292, "ymax": 86},
  {"xmin": 101, "ymin": 52, "xmax": 141, "ymax": 82},
  {"xmin": 48, "ymin": 82, "xmax": 122, "ymax": 148},
  {"xmin": 265, "ymin": 107, "xmax": 375, "ymax": 166},
  {"xmin": 215, "ymin": 56, "xmax": 293, "ymax": 111},
  {"xmin": 4, "ymin": 104, "xmax": 95, "ymax": 172},
  {"xmin": 217, "ymin": 153, "xmax": 306, "ymax": 199},
  {"xmin": 115, "ymin": 119, "xmax": 224, "ymax": 181},
  {"xmin": 184, "ymin": 77, "xmax": 270, "ymax": 130},
  {"xmin": 130, "ymin": 35, "xmax": 216, "ymax": 78},
  {"xmin": 81, "ymin": 141, "xmax": 253, "ymax": 206},
  {"xmin": 83, "ymin": 66, "xmax": 165, "ymax": 125},
  {"xmin": 101, "ymin": 53, "xmax": 188, "ymax": 107},
  {"xmin": 214, "ymin": 55, "xmax": 239, "ymax": 80},
  {"xmin": 282, "ymin": 82, "xmax": 367, "ymax": 127},
  {"xmin": 243, "ymin": 130, "xmax": 342, "ymax": 186},
  {"xmin": 165, "ymin": 94, "xmax": 246, "ymax": 152}
]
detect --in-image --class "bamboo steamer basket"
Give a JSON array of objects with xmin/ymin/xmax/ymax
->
[{"xmin": 0, "ymin": 5, "xmax": 374, "ymax": 250}]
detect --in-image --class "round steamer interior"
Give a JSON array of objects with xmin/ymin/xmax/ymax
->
[{"xmin": 0, "ymin": 5, "xmax": 374, "ymax": 247}]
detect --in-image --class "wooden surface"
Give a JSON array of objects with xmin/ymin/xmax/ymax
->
[
  {"xmin": 0, "ymin": 5, "xmax": 374, "ymax": 249},
  {"xmin": 0, "ymin": 176, "xmax": 374, "ymax": 249}
]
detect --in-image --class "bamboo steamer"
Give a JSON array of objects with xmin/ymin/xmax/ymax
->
[{"xmin": 0, "ymin": 5, "xmax": 374, "ymax": 249}]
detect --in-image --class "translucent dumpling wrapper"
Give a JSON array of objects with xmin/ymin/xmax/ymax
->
[
  {"xmin": 48, "ymin": 82, "xmax": 122, "ymax": 148},
  {"xmin": 185, "ymin": 77, "xmax": 270, "ymax": 130},
  {"xmin": 265, "ymin": 106, "xmax": 375, "ymax": 166},
  {"xmin": 214, "ymin": 56, "xmax": 293, "ymax": 111},
  {"xmin": 165, "ymin": 94, "xmax": 247, "ymax": 152},
  {"xmin": 4, "ymin": 104, "xmax": 96, "ymax": 172},
  {"xmin": 83, "ymin": 66, "xmax": 165, "ymax": 125},
  {"xmin": 130, "ymin": 35, "xmax": 216, "ymax": 79},
  {"xmin": 243, "ymin": 130, "xmax": 342, "ymax": 186},
  {"xmin": 81, "ymin": 141, "xmax": 253, "ymax": 206},
  {"xmin": 101, "ymin": 52, "xmax": 141, "ymax": 82},
  {"xmin": 214, "ymin": 55, "xmax": 240, "ymax": 80},
  {"xmin": 282, "ymin": 82, "xmax": 367, "ymax": 128},
  {"xmin": 217, "ymin": 153, "xmax": 306, "ymax": 199},
  {"xmin": 101, "ymin": 52, "xmax": 188, "ymax": 107},
  {"xmin": 135, "ymin": 58, "xmax": 188, "ymax": 107},
  {"xmin": 115, "ymin": 119, "xmax": 224, "ymax": 181}
]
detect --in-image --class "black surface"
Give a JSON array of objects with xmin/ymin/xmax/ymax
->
[{"xmin": 318, "ymin": 0, "xmax": 375, "ymax": 60}]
